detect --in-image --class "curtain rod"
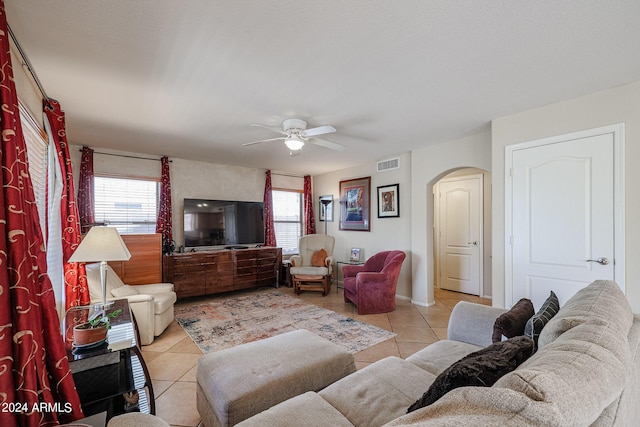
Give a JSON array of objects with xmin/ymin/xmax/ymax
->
[
  {"xmin": 80, "ymin": 149, "xmax": 171, "ymax": 162},
  {"xmin": 272, "ymin": 172, "xmax": 305, "ymax": 178},
  {"xmin": 8, "ymin": 24, "xmax": 53, "ymax": 109}
]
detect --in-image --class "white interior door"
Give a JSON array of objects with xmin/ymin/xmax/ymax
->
[
  {"xmin": 507, "ymin": 125, "xmax": 624, "ymax": 309},
  {"xmin": 438, "ymin": 175, "xmax": 483, "ymax": 295}
]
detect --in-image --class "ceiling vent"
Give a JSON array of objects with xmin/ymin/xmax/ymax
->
[{"xmin": 377, "ymin": 157, "xmax": 400, "ymax": 172}]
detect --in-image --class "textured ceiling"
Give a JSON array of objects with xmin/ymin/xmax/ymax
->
[{"xmin": 5, "ymin": 0, "xmax": 640, "ymax": 175}]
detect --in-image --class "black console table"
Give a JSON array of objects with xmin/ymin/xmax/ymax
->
[{"xmin": 63, "ymin": 299, "xmax": 154, "ymax": 421}]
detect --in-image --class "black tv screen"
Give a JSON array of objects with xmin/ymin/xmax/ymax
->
[{"xmin": 183, "ymin": 199, "xmax": 265, "ymax": 248}]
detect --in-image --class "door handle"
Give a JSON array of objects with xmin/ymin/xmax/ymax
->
[
  {"xmin": 467, "ymin": 241, "xmax": 478, "ymax": 246},
  {"xmin": 587, "ymin": 257, "xmax": 609, "ymax": 265}
]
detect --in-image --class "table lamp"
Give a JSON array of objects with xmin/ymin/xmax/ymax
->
[{"xmin": 69, "ymin": 226, "xmax": 131, "ymax": 309}]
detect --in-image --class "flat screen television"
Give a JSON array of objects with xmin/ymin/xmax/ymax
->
[{"xmin": 183, "ymin": 198, "xmax": 265, "ymax": 248}]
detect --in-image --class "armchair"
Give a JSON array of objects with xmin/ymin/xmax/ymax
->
[
  {"xmin": 342, "ymin": 250, "xmax": 406, "ymax": 315},
  {"xmin": 290, "ymin": 234, "xmax": 335, "ymax": 295},
  {"xmin": 85, "ymin": 262, "xmax": 177, "ymax": 345}
]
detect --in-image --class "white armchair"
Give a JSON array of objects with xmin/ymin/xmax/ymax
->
[
  {"xmin": 85, "ymin": 262, "xmax": 177, "ymax": 345},
  {"xmin": 290, "ymin": 234, "xmax": 335, "ymax": 277}
]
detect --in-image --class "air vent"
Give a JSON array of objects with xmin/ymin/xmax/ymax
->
[{"xmin": 377, "ymin": 157, "xmax": 400, "ymax": 172}]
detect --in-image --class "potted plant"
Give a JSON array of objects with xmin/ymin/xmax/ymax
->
[{"xmin": 73, "ymin": 308, "xmax": 122, "ymax": 347}]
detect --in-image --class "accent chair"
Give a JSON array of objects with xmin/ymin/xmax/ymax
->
[
  {"xmin": 85, "ymin": 262, "xmax": 176, "ymax": 345},
  {"xmin": 289, "ymin": 234, "xmax": 335, "ymax": 295},
  {"xmin": 342, "ymin": 250, "xmax": 406, "ymax": 315}
]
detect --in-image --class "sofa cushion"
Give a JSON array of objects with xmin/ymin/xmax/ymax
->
[
  {"xmin": 319, "ymin": 356, "xmax": 436, "ymax": 427},
  {"xmin": 311, "ymin": 249, "xmax": 328, "ymax": 267},
  {"xmin": 406, "ymin": 340, "xmax": 483, "ymax": 376},
  {"xmin": 386, "ymin": 386, "xmax": 559, "ymax": 427},
  {"xmin": 111, "ymin": 285, "xmax": 138, "ymax": 298},
  {"xmin": 235, "ymin": 392, "xmax": 354, "ymax": 427},
  {"xmin": 494, "ymin": 280, "xmax": 633, "ymax": 426},
  {"xmin": 538, "ymin": 280, "xmax": 627, "ymax": 349},
  {"xmin": 492, "ymin": 298, "xmax": 534, "ymax": 343},
  {"xmin": 408, "ymin": 336, "xmax": 534, "ymax": 412},
  {"xmin": 524, "ymin": 291, "xmax": 559, "ymax": 350}
]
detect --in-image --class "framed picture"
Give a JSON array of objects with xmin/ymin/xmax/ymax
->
[
  {"xmin": 377, "ymin": 183, "xmax": 399, "ymax": 218},
  {"xmin": 319, "ymin": 195, "xmax": 333, "ymax": 222},
  {"xmin": 350, "ymin": 248, "xmax": 361, "ymax": 262},
  {"xmin": 339, "ymin": 176, "xmax": 371, "ymax": 231}
]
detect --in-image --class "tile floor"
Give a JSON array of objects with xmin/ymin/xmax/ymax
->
[{"xmin": 141, "ymin": 286, "xmax": 491, "ymax": 427}]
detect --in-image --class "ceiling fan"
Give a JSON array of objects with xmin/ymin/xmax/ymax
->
[{"xmin": 243, "ymin": 119, "xmax": 345, "ymax": 155}]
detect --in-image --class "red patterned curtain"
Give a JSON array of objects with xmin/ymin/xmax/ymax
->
[
  {"xmin": 155, "ymin": 156, "xmax": 173, "ymax": 252},
  {"xmin": 77, "ymin": 145, "xmax": 95, "ymax": 231},
  {"xmin": 263, "ymin": 170, "xmax": 276, "ymax": 246},
  {"xmin": 44, "ymin": 98, "xmax": 90, "ymax": 309},
  {"xmin": 0, "ymin": 2, "xmax": 83, "ymax": 425},
  {"xmin": 303, "ymin": 175, "xmax": 316, "ymax": 235}
]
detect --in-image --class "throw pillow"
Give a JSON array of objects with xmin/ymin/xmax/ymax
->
[
  {"xmin": 492, "ymin": 298, "xmax": 535, "ymax": 343},
  {"xmin": 524, "ymin": 291, "xmax": 560, "ymax": 351},
  {"xmin": 407, "ymin": 336, "xmax": 534, "ymax": 413},
  {"xmin": 311, "ymin": 249, "xmax": 328, "ymax": 267}
]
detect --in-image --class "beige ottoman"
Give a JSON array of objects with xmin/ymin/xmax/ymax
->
[{"xmin": 196, "ymin": 329, "xmax": 356, "ymax": 427}]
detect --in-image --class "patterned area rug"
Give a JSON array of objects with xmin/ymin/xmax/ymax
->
[{"xmin": 174, "ymin": 291, "xmax": 396, "ymax": 354}]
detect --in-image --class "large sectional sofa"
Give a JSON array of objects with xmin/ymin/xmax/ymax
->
[{"xmin": 199, "ymin": 280, "xmax": 640, "ymax": 426}]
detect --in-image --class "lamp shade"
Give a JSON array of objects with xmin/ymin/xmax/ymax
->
[{"xmin": 69, "ymin": 226, "xmax": 132, "ymax": 263}]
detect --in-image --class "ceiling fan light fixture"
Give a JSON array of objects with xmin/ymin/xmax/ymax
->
[{"xmin": 284, "ymin": 137, "xmax": 305, "ymax": 151}]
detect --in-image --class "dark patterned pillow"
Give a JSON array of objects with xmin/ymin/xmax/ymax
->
[
  {"xmin": 407, "ymin": 336, "xmax": 534, "ymax": 413},
  {"xmin": 524, "ymin": 291, "xmax": 560, "ymax": 351},
  {"xmin": 492, "ymin": 298, "xmax": 534, "ymax": 343}
]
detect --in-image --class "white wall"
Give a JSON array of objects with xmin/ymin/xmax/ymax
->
[
  {"xmin": 312, "ymin": 152, "xmax": 413, "ymax": 298},
  {"xmin": 410, "ymin": 132, "xmax": 492, "ymax": 306},
  {"xmin": 492, "ymin": 80, "xmax": 640, "ymax": 312}
]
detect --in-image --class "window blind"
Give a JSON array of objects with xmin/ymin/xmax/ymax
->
[
  {"xmin": 20, "ymin": 103, "xmax": 48, "ymax": 234},
  {"xmin": 272, "ymin": 190, "xmax": 302, "ymax": 255},
  {"xmin": 94, "ymin": 176, "xmax": 159, "ymax": 234}
]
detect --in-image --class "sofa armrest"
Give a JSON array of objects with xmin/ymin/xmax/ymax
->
[
  {"xmin": 132, "ymin": 283, "xmax": 174, "ymax": 294},
  {"xmin": 290, "ymin": 255, "xmax": 302, "ymax": 267},
  {"xmin": 325, "ymin": 256, "xmax": 334, "ymax": 274},
  {"xmin": 123, "ymin": 294, "xmax": 155, "ymax": 304},
  {"xmin": 342, "ymin": 263, "xmax": 367, "ymax": 278},
  {"xmin": 447, "ymin": 301, "xmax": 508, "ymax": 348}
]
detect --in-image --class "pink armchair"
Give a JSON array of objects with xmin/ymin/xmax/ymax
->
[{"xmin": 342, "ymin": 250, "xmax": 406, "ymax": 315}]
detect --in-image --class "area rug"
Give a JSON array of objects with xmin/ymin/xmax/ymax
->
[{"xmin": 174, "ymin": 291, "xmax": 396, "ymax": 354}]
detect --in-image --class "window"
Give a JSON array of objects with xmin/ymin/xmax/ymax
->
[
  {"xmin": 93, "ymin": 176, "xmax": 159, "ymax": 234},
  {"xmin": 21, "ymin": 102, "xmax": 48, "ymax": 234},
  {"xmin": 272, "ymin": 190, "xmax": 303, "ymax": 255}
]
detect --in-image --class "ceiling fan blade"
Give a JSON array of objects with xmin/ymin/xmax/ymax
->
[
  {"xmin": 309, "ymin": 137, "xmax": 346, "ymax": 151},
  {"xmin": 300, "ymin": 125, "xmax": 336, "ymax": 138},
  {"xmin": 250, "ymin": 123, "xmax": 287, "ymax": 135},
  {"xmin": 242, "ymin": 137, "xmax": 285, "ymax": 147}
]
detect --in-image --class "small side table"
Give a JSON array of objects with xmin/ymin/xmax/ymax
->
[
  {"xmin": 63, "ymin": 299, "xmax": 154, "ymax": 421},
  {"xmin": 335, "ymin": 260, "xmax": 365, "ymax": 293}
]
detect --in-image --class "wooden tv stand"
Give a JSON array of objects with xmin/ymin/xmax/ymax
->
[{"xmin": 162, "ymin": 247, "xmax": 282, "ymax": 299}]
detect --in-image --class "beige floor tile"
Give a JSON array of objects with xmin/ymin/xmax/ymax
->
[
  {"xmin": 147, "ymin": 352, "xmax": 201, "ymax": 381},
  {"xmin": 168, "ymin": 336, "xmax": 204, "ymax": 354},
  {"xmin": 179, "ymin": 365, "xmax": 198, "ymax": 383},
  {"xmin": 155, "ymin": 381, "xmax": 200, "ymax": 427},
  {"xmin": 392, "ymin": 324, "xmax": 439, "ymax": 344},
  {"xmin": 152, "ymin": 379, "xmax": 174, "ymax": 398},
  {"xmin": 353, "ymin": 338, "xmax": 400, "ymax": 364}
]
